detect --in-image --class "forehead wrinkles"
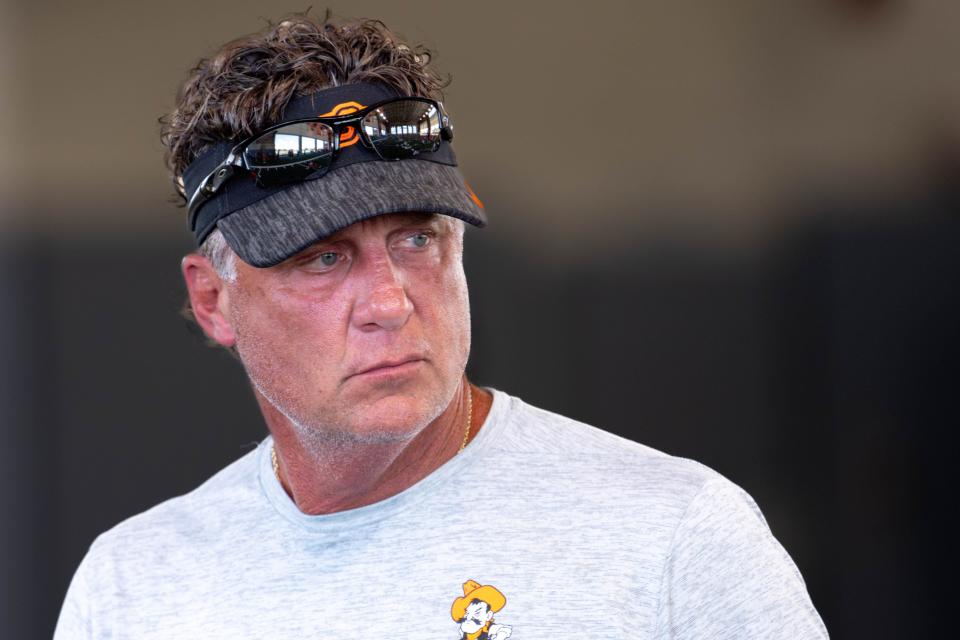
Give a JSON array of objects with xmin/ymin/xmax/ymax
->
[{"xmin": 344, "ymin": 212, "xmax": 457, "ymax": 238}]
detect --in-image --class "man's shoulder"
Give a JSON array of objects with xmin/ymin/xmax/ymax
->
[
  {"xmin": 86, "ymin": 442, "xmax": 266, "ymax": 561},
  {"xmin": 491, "ymin": 389, "xmax": 730, "ymax": 499}
]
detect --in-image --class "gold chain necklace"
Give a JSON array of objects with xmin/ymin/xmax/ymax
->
[
  {"xmin": 271, "ymin": 386, "xmax": 473, "ymax": 485},
  {"xmin": 459, "ymin": 385, "xmax": 474, "ymax": 452}
]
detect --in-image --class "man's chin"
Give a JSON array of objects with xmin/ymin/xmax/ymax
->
[
  {"xmin": 302, "ymin": 393, "xmax": 445, "ymax": 445},
  {"xmin": 353, "ymin": 395, "xmax": 442, "ymax": 438}
]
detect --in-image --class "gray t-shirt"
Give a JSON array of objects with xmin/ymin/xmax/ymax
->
[{"xmin": 54, "ymin": 388, "xmax": 828, "ymax": 638}]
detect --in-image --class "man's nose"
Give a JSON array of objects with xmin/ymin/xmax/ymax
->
[{"xmin": 351, "ymin": 255, "xmax": 414, "ymax": 331}]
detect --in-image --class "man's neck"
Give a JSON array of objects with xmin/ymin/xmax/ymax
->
[{"xmin": 260, "ymin": 380, "xmax": 492, "ymax": 515}]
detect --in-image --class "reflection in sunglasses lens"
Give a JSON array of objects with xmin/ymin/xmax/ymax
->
[
  {"xmin": 362, "ymin": 99, "xmax": 441, "ymax": 159},
  {"xmin": 245, "ymin": 122, "xmax": 336, "ymax": 169}
]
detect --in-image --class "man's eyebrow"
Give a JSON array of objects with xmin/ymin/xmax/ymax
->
[
  {"xmin": 291, "ymin": 238, "xmax": 340, "ymax": 256},
  {"xmin": 395, "ymin": 212, "xmax": 441, "ymax": 226},
  {"xmin": 389, "ymin": 216, "xmax": 448, "ymax": 235}
]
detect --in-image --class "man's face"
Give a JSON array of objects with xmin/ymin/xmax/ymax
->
[
  {"xmin": 460, "ymin": 601, "xmax": 493, "ymax": 633},
  {"xmin": 221, "ymin": 212, "xmax": 470, "ymax": 443}
]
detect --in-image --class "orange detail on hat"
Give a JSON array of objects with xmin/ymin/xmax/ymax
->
[
  {"xmin": 319, "ymin": 100, "xmax": 367, "ymax": 148},
  {"xmin": 463, "ymin": 181, "xmax": 484, "ymax": 209}
]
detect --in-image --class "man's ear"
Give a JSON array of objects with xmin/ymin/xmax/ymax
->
[{"xmin": 181, "ymin": 254, "xmax": 237, "ymax": 347}]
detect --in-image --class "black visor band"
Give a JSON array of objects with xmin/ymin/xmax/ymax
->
[
  {"xmin": 185, "ymin": 96, "xmax": 453, "ymax": 230},
  {"xmin": 180, "ymin": 83, "xmax": 459, "ymax": 246}
]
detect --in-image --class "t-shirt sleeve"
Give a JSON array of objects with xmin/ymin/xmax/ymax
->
[
  {"xmin": 652, "ymin": 477, "xmax": 829, "ymax": 639},
  {"xmin": 53, "ymin": 547, "xmax": 96, "ymax": 640}
]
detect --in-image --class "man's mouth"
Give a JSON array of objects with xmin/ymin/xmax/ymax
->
[{"xmin": 348, "ymin": 355, "xmax": 425, "ymax": 379}]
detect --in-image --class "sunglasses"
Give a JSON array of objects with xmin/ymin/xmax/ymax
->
[{"xmin": 186, "ymin": 96, "xmax": 453, "ymax": 226}]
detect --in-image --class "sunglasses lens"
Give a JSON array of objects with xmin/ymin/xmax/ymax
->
[
  {"xmin": 361, "ymin": 99, "xmax": 442, "ymax": 159},
  {"xmin": 244, "ymin": 122, "xmax": 336, "ymax": 185}
]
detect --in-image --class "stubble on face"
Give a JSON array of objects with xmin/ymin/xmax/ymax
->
[{"xmin": 224, "ymin": 214, "xmax": 471, "ymax": 461}]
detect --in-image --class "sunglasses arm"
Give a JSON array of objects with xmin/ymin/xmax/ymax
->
[
  {"xmin": 438, "ymin": 101, "xmax": 453, "ymax": 141},
  {"xmin": 186, "ymin": 154, "xmax": 242, "ymax": 231}
]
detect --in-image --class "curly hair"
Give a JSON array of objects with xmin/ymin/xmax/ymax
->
[{"xmin": 159, "ymin": 9, "xmax": 449, "ymax": 204}]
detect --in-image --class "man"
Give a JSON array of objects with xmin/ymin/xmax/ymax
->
[{"xmin": 55, "ymin": 13, "xmax": 828, "ymax": 639}]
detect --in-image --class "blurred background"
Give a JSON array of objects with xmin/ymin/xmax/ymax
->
[{"xmin": 2, "ymin": 0, "xmax": 957, "ymax": 637}]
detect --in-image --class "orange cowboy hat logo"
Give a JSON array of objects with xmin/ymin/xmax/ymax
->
[
  {"xmin": 318, "ymin": 100, "xmax": 366, "ymax": 148},
  {"xmin": 450, "ymin": 579, "xmax": 507, "ymax": 621}
]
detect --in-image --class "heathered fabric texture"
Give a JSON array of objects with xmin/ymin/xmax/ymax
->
[
  {"xmin": 54, "ymin": 389, "xmax": 828, "ymax": 639},
  {"xmin": 218, "ymin": 159, "xmax": 486, "ymax": 267}
]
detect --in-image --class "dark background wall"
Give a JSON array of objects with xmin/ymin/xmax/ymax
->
[{"xmin": 2, "ymin": 1, "xmax": 957, "ymax": 637}]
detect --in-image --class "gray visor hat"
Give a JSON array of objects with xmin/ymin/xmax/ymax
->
[
  {"xmin": 182, "ymin": 82, "xmax": 486, "ymax": 268},
  {"xmin": 219, "ymin": 159, "xmax": 485, "ymax": 268}
]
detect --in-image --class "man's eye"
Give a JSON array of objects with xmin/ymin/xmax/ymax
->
[
  {"xmin": 305, "ymin": 251, "xmax": 339, "ymax": 269},
  {"xmin": 409, "ymin": 232, "xmax": 431, "ymax": 248}
]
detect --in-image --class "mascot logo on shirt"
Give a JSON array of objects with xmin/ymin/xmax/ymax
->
[{"xmin": 451, "ymin": 580, "xmax": 513, "ymax": 640}]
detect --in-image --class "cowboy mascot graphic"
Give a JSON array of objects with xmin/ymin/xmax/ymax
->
[{"xmin": 450, "ymin": 580, "xmax": 513, "ymax": 640}]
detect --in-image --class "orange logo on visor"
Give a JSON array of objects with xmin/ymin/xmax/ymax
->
[{"xmin": 319, "ymin": 101, "xmax": 367, "ymax": 148}]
